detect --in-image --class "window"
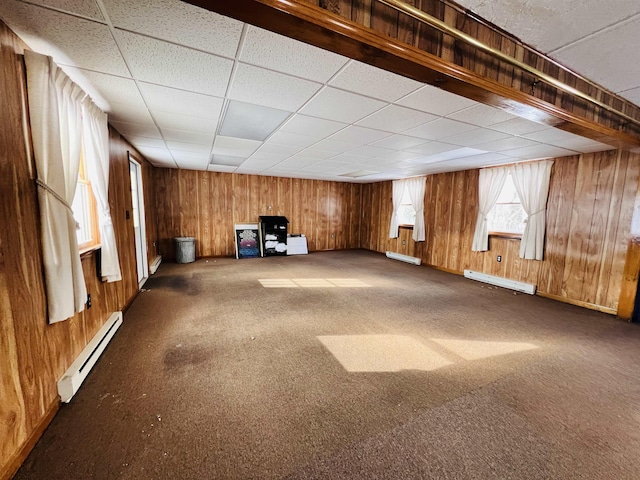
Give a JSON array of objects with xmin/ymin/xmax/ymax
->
[
  {"xmin": 487, "ymin": 172, "xmax": 525, "ymax": 236},
  {"xmin": 71, "ymin": 152, "xmax": 100, "ymax": 252},
  {"xmin": 397, "ymin": 186, "xmax": 416, "ymax": 227}
]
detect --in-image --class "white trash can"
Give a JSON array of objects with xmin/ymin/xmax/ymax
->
[{"xmin": 175, "ymin": 237, "xmax": 195, "ymax": 263}]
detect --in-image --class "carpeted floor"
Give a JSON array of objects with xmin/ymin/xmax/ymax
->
[{"xmin": 15, "ymin": 250, "xmax": 640, "ymax": 479}]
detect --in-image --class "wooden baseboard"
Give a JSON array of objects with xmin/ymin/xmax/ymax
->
[
  {"xmin": 536, "ymin": 291, "xmax": 617, "ymax": 316},
  {"xmin": 1, "ymin": 398, "xmax": 59, "ymax": 480}
]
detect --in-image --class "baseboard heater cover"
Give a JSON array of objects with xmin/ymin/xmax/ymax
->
[
  {"xmin": 386, "ymin": 251, "xmax": 421, "ymax": 265},
  {"xmin": 150, "ymin": 255, "xmax": 162, "ymax": 274},
  {"xmin": 464, "ymin": 270, "xmax": 536, "ymax": 295},
  {"xmin": 57, "ymin": 311, "xmax": 123, "ymax": 403}
]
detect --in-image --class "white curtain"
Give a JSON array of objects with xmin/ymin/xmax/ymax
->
[
  {"xmin": 472, "ymin": 166, "xmax": 508, "ymax": 252},
  {"xmin": 388, "ymin": 179, "xmax": 405, "ymax": 238},
  {"xmin": 25, "ymin": 51, "xmax": 87, "ymax": 323},
  {"xmin": 510, "ymin": 160, "xmax": 554, "ymax": 260},
  {"xmin": 406, "ymin": 176, "xmax": 426, "ymax": 242},
  {"xmin": 82, "ymin": 99, "xmax": 122, "ymax": 282}
]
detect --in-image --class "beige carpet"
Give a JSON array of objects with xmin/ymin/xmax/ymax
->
[{"xmin": 15, "ymin": 250, "xmax": 640, "ymax": 479}]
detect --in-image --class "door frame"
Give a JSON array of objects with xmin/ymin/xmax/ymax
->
[{"xmin": 129, "ymin": 153, "xmax": 149, "ymax": 288}]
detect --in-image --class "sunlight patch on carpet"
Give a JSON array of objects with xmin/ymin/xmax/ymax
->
[
  {"xmin": 318, "ymin": 335, "xmax": 452, "ymax": 372},
  {"xmin": 430, "ymin": 338, "xmax": 538, "ymax": 360}
]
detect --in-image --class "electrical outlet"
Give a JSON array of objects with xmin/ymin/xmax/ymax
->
[
  {"xmin": 86, "ymin": 293, "xmax": 92, "ymax": 309},
  {"xmin": 497, "ymin": 255, "xmax": 502, "ymax": 262},
  {"xmin": 331, "ymin": 233, "xmax": 335, "ymax": 238},
  {"xmin": 267, "ymin": 205, "xmax": 272, "ymax": 210},
  {"xmin": 402, "ymin": 240, "xmax": 406, "ymax": 245}
]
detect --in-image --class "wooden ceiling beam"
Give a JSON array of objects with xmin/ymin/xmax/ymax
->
[{"xmin": 186, "ymin": 0, "xmax": 640, "ymax": 149}]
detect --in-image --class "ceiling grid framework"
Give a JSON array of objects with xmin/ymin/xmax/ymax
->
[{"xmin": 0, "ymin": 0, "xmax": 633, "ymax": 182}]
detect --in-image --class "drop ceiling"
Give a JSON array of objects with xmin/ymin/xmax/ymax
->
[{"xmin": 0, "ymin": 0, "xmax": 634, "ymax": 182}]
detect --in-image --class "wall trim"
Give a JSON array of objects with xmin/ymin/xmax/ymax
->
[
  {"xmin": 536, "ymin": 291, "xmax": 617, "ymax": 316},
  {"xmin": 1, "ymin": 398, "xmax": 59, "ymax": 480}
]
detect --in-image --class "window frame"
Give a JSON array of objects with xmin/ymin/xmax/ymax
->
[
  {"xmin": 397, "ymin": 186, "xmax": 416, "ymax": 228},
  {"xmin": 74, "ymin": 152, "xmax": 101, "ymax": 254},
  {"xmin": 487, "ymin": 172, "xmax": 525, "ymax": 239}
]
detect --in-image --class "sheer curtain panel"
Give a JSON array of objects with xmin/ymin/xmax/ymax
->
[
  {"xmin": 389, "ymin": 179, "xmax": 404, "ymax": 238},
  {"xmin": 472, "ymin": 167, "xmax": 508, "ymax": 252},
  {"xmin": 406, "ymin": 176, "xmax": 426, "ymax": 241},
  {"xmin": 510, "ymin": 160, "xmax": 554, "ymax": 260},
  {"xmin": 82, "ymin": 99, "xmax": 122, "ymax": 282},
  {"xmin": 25, "ymin": 50, "xmax": 87, "ymax": 323}
]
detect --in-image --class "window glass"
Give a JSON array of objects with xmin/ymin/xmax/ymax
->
[
  {"xmin": 398, "ymin": 187, "xmax": 415, "ymax": 226},
  {"xmin": 487, "ymin": 173, "xmax": 526, "ymax": 234},
  {"xmin": 71, "ymin": 152, "xmax": 100, "ymax": 250}
]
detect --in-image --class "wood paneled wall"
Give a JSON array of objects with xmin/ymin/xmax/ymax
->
[
  {"xmin": 361, "ymin": 150, "xmax": 640, "ymax": 314},
  {"xmin": 0, "ymin": 21, "xmax": 157, "ymax": 480},
  {"xmin": 154, "ymin": 169, "xmax": 362, "ymax": 259}
]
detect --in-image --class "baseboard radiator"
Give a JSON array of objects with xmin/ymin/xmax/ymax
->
[
  {"xmin": 386, "ymin": 251, "xmax": 421, "ymax": 266},
  {"xmin": 464, "ymin": 270, "xmax": 536, "ymax": 295},
  {"xmin": 150, "ymin": 255, "xmax": 162, "ymax": 274},
  {"xmin": 57, "ymin": 311, "xmax": 123, "ymax": 403}
]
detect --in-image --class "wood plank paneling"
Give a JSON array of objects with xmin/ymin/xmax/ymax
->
[
  {"xmin": 154, "ymin": 170, "xmax": 362, "ymax": 258},
  {"xmin": 0, "ymin": 20, "xmax": 158, "ymax": 479},
  {"xmin": 363, "ymin": 151, "xmax": 640, "ymax": 314}
]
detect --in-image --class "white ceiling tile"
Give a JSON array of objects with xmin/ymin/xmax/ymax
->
[
  {"xmin": 161, "ymin": 129, "xmax": 213, "ymax": 145},
  {"xmin": 134, "ymin": 145, "xmax": 175, "ymax": 165},
  {"xmin": 301, "ymin": 161, "xmax": 347, "ymax": 172},
  {"xmin": 290, "ymin": 149, "xmax": 336, "ymax": 160},
  {"xmin": 209, "ymin": 154, "xmax": 245, "ymax": 167},
  {"xmin": 176, "ymin": 161, "xmax": 208, "ymax": 171},
  {"xmin": 330, "ymin": 154, "xmax": 366, "ymax": 164},
  {"xmin": 408, "ymin": 147, "xmax": 486, "ymax": 165},
  {"xmin": 213, "ymin": 136, "xmax": 262, "ymax": 156},
  {"xmin": 571, "ymin": 142, "xmax": 616, "ymax": 154},
  {"xmin": 404, "ymin": 141, "xmax": 460, "ymax": 155},
  {"xmin": 299, "ymin": 87, "xmax": 386, "ymax": 123},
  {"xmin": 268, "ymin": 131, "xmax": 319, "ymax": 148},
  {"xmin": 208, "ymin": 165, "xmax": 238, "ymax": 173},
  {"xmin": 258, "ymin": 143, "xmax": 301, "ymax": 156},
  {"xmin": 0, "ymin": 1, "xmax": 129, "ymax": 76},
  {"xmin": 153, "ymin": 110, "xmax": 218, "ymax": 135},
  {"xmin": 374, "ymin": 151, "xmax": 422, "ymax": 162},
  {"xmin": 139, "ymin": 82, "xmax": 224, "ymax": 119},
  {"xmin": 103, "ymin": 0, "xmax": 243, "ymax": 58},
  {"xmin": 166, "ymin": 141, "xmax": 211, "ymax": 153},
  {"xmin": 447, "ymin": 104, "xmax": 518, "ymax": 126},
  {"xmin": 125, "ymin": 136, "xmax": 166, "ymax": 148},
  {"xmin": 311, "ymin": 138, "xmax": 362, "ymax": 153},
  {"xmin": 502, "ymin": 144, "xmax": 578, "ymax": 160},
  {"xmin": 490, "ymin": 117, "xmax": 549, "ymax": 136},
  {"xmin": 25, "ymin": 0, "xmax": 105, "ymax": 20},
  {"xmin": 107, "ymin": 102, "xmax": 155, "ymax": 125},
  {"xmin": 552, "ymin": 17, "xmax": 640, "ymax": 93},
  {"xmin": 620, "ymin": 86, "xmax": 640, "ymax": 105},
  {"xmin": 171, "ymin": 150, "xmax": 209, "ymax": 162},
  {"xmin": 110, "ymin": 121, "xmax": 162, "ymax": 139},
  {"xmin": 280, "ymin": 114, "xmax": 347, "ymax": 138},
  {"xmin": 442, "ymin": 128, "xmax": 510, "ymax": 147},
  {"xmin": 116, "ymin": 30, "xmax": 233, "ymax": 96},
  {"xmin": 522, "ymin": 128, "xmax": 583, "ymax": 144},
  {"xmin": 240, "ymin": 25, "xmax": 348, "ymax": 82},
  {"xmin": 370, "ymin": 134, "xmax": 426, "ymax": 150},
  {"xmin": 277, "ymin": 157, "xmax": 321, "ymax": 168},
  {"xmin": 330, "ymin": 61, "xmax": 422, "ymax": 102},
  {"xmin": 473, "ymin": 136, "xmax": 539, "ymax": 152},
  {"xmin": 404, "ymin": 118, "xmax": 477, "ymax": 140},
  {"xmin": 396, "ymin": 84, "xmax": 477, "ymax": 116},
  {"xmin": 356, "ymin": 105, "xmax": 438, "ymax": 133},
  {"xmin": 455, "ymin": 0, "xmax": 640, "ymax": 53},
  {"xmin": 62, "ymin": 68, "xmax": 140, "ymax": 111},
  {"xmin": 229, "ymin": 63, "xmax": 322, "ymax": 112},
  {"xmin": 348, "ymin": 145, "xmax": 395, "ymax": 158},
  {"xmin": 329, "ymin": 126, "xmax": 391, "ymax": 146}
]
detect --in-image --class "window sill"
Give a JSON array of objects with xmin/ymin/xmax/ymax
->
[
  {"xmin": 489, "ymin": 232, "xmax": 522, "ymax": 240},
  {"xmin": 79, "ymin": 244, "xmax": 101, "ymax": 258},
  {"xmin": 399, "ymin": 224, "xmax": 414, "ymax": 229}
]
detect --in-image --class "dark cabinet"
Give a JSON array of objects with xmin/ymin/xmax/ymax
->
[{"xmin": 259, "ymin": 216, "xmax": 289, "ymax": 256}]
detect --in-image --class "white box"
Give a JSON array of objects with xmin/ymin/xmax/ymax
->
[{"xmin": 287, "ymin": 235, "xmax": 308, "ymax": 255}]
